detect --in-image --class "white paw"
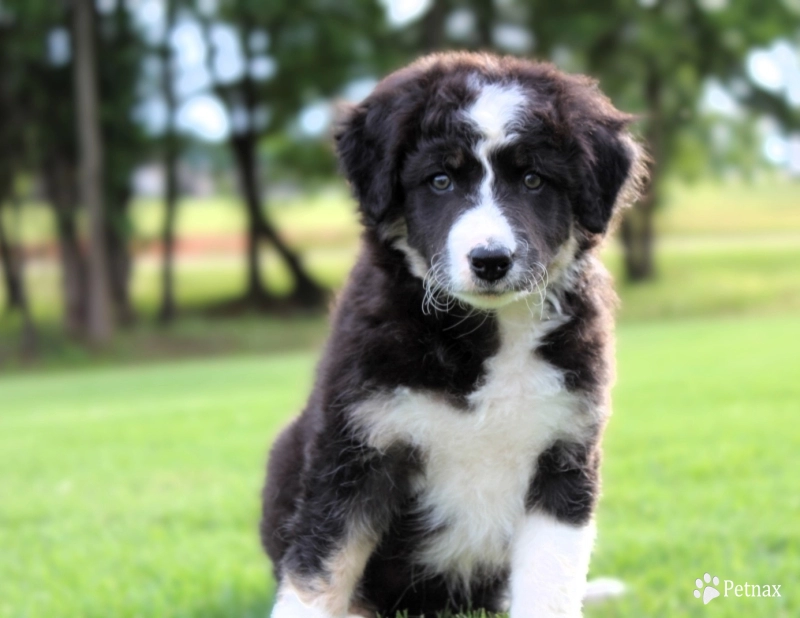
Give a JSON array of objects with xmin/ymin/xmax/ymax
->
[
  {"xmin": 271, "ymin": 589, "xmax": 331, "ymax": 618},
  {"xmin": 509, "ymin": 600, "xmax": 582, "ymax": 618},
  {"xmin": 583, "ymin": 577, "xmax": 626, "ymax": 604}
]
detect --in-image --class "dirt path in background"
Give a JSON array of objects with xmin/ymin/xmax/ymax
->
[{"xmin": 20, "ymin": 227, "xmax": 359, "ymax": 261}]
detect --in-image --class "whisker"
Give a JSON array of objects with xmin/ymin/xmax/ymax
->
[
  {"xmin": 455, "ymin": 308, "xmax": 492, "ymax": 339},
  {"xmin": 516, "ymin": 260, "xmax": 550, "ymax": 320},
  {"xmin": 442, "ymin": 305, "xmax": 478, "ymax": 331},
  {"xmin": 422, "ymin": 252, "xmax": 459, "ymax": 316}
]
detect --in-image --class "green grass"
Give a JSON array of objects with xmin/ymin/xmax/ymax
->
[
  {"xmin": 658, "ymin": 178, "xmax": 800, "ymax": 236},
  {"xmin": 2, "ymin": 314, "xmax": 798, "ymax": 618}
]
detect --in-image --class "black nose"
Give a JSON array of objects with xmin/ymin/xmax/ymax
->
[{"xmin": 469, "ymin": 246, "xmax": 513, "ymax": 282}]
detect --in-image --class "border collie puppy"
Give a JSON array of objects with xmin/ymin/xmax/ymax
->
[{"xmin": 261, "ymin": 52, "xmax": 645, "ymax": 618}]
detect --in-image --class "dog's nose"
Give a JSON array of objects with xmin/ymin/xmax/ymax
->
[{"xmin": 468, "ymin": 246, "xmax": 513, "ymax": 282}]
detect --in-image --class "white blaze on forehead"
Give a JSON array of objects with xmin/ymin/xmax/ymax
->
[
  {"xmin": 466, "ymin": 81, "xmax": 527, "ymax": 145},
  {"xmin": 446, "ymin": 81, "xmax": 527, "ymax": 291}
]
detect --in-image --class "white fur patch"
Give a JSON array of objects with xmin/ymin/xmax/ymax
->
[
  {"xmin": 349, "ymin": 301, "xmax": 595, "ymax": 584},
  {"xmin": 271, "ymin": 585, "xmax": 376, "ymax": 618},
  {"xmin": 466, "ymin": 81, "xmax": 528, "ymax": 144},
  {"xmin": 272, "ymin": 581, "xmax": 330, "ymax": 618},
  {"xmin": 272, "ymin": 534, "xmax": 375, "ymax": 618},
  {"xmin": 393, "ymin": 236, "xmax": 429, "ymax": 280},
  {"xmin": 583, "ymin": 577, "xmax": 626, "ymax": 603},
  {"xmin": 446, "ymin": 81, "xmax": 528, "ymax": 293},
  {"xmin": 509, "ymin": 513, "xmax": 596, "ymax": 617}
]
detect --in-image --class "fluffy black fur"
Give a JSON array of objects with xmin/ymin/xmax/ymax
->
[{"xmin": 260, "ymin": 52, "xmax": 644, "ymax": 617}]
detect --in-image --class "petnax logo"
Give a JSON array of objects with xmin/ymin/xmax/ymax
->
[{"xmin": 692, "ymin": 572, "xmax": 781, "ymax": 606}]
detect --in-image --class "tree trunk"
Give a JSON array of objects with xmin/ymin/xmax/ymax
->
[
  {"xmin": 56, "ymin": 211, "xmax": 89, "ymax": 335},
  {"xmin": 620, "ymin": 67, "xmax": 662, "ymax": 282},
  {"xmin": 73, "ymin": 0, "xmax": 114, "ymax": 343},
  {"xmin": 231, "ymin": 134, "xmax": 269, "ymax": 301},
  {"xmin": 619, "ymin": 194, "xmax": 656, "ymax": 282},
  {"xmin": 0, "ymin": 207, "xmax": 24, "ymax": 311},
  {"xmin": 231, "ymin": 133, "xmax": 326, "ymax": 308},
  {"xmin": 43, "ymin": 158, "xmax": 88, "ymax": 336},
  {"xmin": 0, "ymin": 204, "xmax": 37, "ymax": 357},
  {"xmin": 256, "ymin": 209, "xmax": 326, "ymax": 308},
  {"xmin": 422, "ymin": 0, "xmax": 448, "ymax": 51},
  {"xmin": 473, "ymin": 0, "xmax": 495, "ymax": 50},
  {"xmin": 158, "ymin": 0, "xmax": 179, "ymax": 323},
  {"xmin": 159, "ymin": 148, "xmax": 179, "ymax": 321},
  {"xmin": 106, "ymin": 209, "xmax": 136, "ymax": 326},
  {"xmin": 104, "ymin": 184, "xmax": 136, "ymax": 325}
]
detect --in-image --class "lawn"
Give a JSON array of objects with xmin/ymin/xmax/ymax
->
[{"xmin": 1, "ymin": 314, "xmax": 798, "ymax": 618}]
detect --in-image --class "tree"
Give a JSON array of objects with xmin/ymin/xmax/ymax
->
[
  {"xmin": 0, "ymin": 203, "xmax": 37, "ymax": 358},
  {"xmin": 0, "ymin": 6, "xmax": 37, "ymax": 357},
  {"xmin": 193, "ymin": 0, "xmax": 390, "ymax": 310},
  {"xmin": 1, "ymin": 0, "xmax": 150, "ymax": 339},
  {"xmin": 0, "ymin": 207, "xmax": 23, "ymax": 313},
  {"xmin": 0, "ymin": 13, "xmax": 26, "ymax": 315},
  {"xmin": 73, "ymin": 0, "xmax": 114, "ymax": 344},
  {"xmin": 0, "ymin": 1, "xmax": 84, "ymax": 335},
  {"xmin": 96, "ymin": 2, "xmax": 149, "ymax": 325},
  {"xmin": 158, "ymin": 0, "xmax": 182, "ymax": 323}
]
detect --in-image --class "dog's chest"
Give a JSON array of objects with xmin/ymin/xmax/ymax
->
[{"xmin": 354, "ymin": 310, "xmax": 589, "ymax": 580}]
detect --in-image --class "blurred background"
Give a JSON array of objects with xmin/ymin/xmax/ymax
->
[{"xmin": 1, "ymin": 0, "xmax": 798, "ymax": 617}]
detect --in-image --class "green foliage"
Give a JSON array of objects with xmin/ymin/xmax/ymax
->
[
  {"xmin": 203, "ymin": 0, "xmax": 392, "ymax": 131},
  {"xmin": 0, "ymin": 0, "xmax": 76, "ymax": 174},
  {"xmin": 262, "ymin": 134, "xmax": 339, "ymax": 182}
]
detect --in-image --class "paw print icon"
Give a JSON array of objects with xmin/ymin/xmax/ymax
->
[{"xmin": 694, "ymin": 573, "xmax": 720, "ymax": 605}]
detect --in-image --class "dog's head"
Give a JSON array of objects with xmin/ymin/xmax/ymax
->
[{"xmin": 336, "ymin": 53, "xmax": 645, "ymax": 309}]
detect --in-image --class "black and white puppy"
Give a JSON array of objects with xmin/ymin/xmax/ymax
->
[{"xmin": 261, "ymin": 52, "xmax": 645, "ymax": 618}]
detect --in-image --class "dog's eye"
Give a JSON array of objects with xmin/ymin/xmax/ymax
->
[
  {"xmin": 523, "ymin": 172, "xmax": 543, "ymax": 191},
  {"xmin": 430, "ymin": 174, "xmax": 452, "ymax": 191}
]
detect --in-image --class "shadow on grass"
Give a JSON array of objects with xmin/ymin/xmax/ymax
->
[
  {"xmin": 0, "ymin": 312, "xmax": 330, "ymax": 373},
  {"xmin": 166, "ymin": 596, "xmax": 273, "ymax": 618},
  {"xmin": 174, "ymin": 597, "xmax": 507, "ymax": 618}
]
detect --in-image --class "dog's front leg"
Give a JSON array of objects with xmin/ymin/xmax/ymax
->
[
  {"xmin": 271, "ymin": 439, "xmax": 407, "ymax": 618},
  {"xmin": 271, "ymin": 530, "xmax": 376, "ymax": 618},
  {"xmin": 509, "ymin": 441, "xmax": 600, "ymax": 618}
]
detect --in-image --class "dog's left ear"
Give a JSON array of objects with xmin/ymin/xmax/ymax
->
[{"xmin": 575, "ymin": 119, "xmax": 645, "ymax": 235}]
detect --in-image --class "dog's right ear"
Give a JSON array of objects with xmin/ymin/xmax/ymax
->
[
  {"xmin": 335, "ymin": 94, "xmax": 402, "ymax": 228},
  {"xmin": 335, "ymin": 61, "xmax": 430, "ymax": 229}
]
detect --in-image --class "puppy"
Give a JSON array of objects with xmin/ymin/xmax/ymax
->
[{"xmin": 261, "ymin": 52, "xmax": 645, "ymax": 618}]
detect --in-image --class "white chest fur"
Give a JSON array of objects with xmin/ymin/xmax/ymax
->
[{"xmin": 350, "ymin": 303, "xmax": 593, "ymax": 583}]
